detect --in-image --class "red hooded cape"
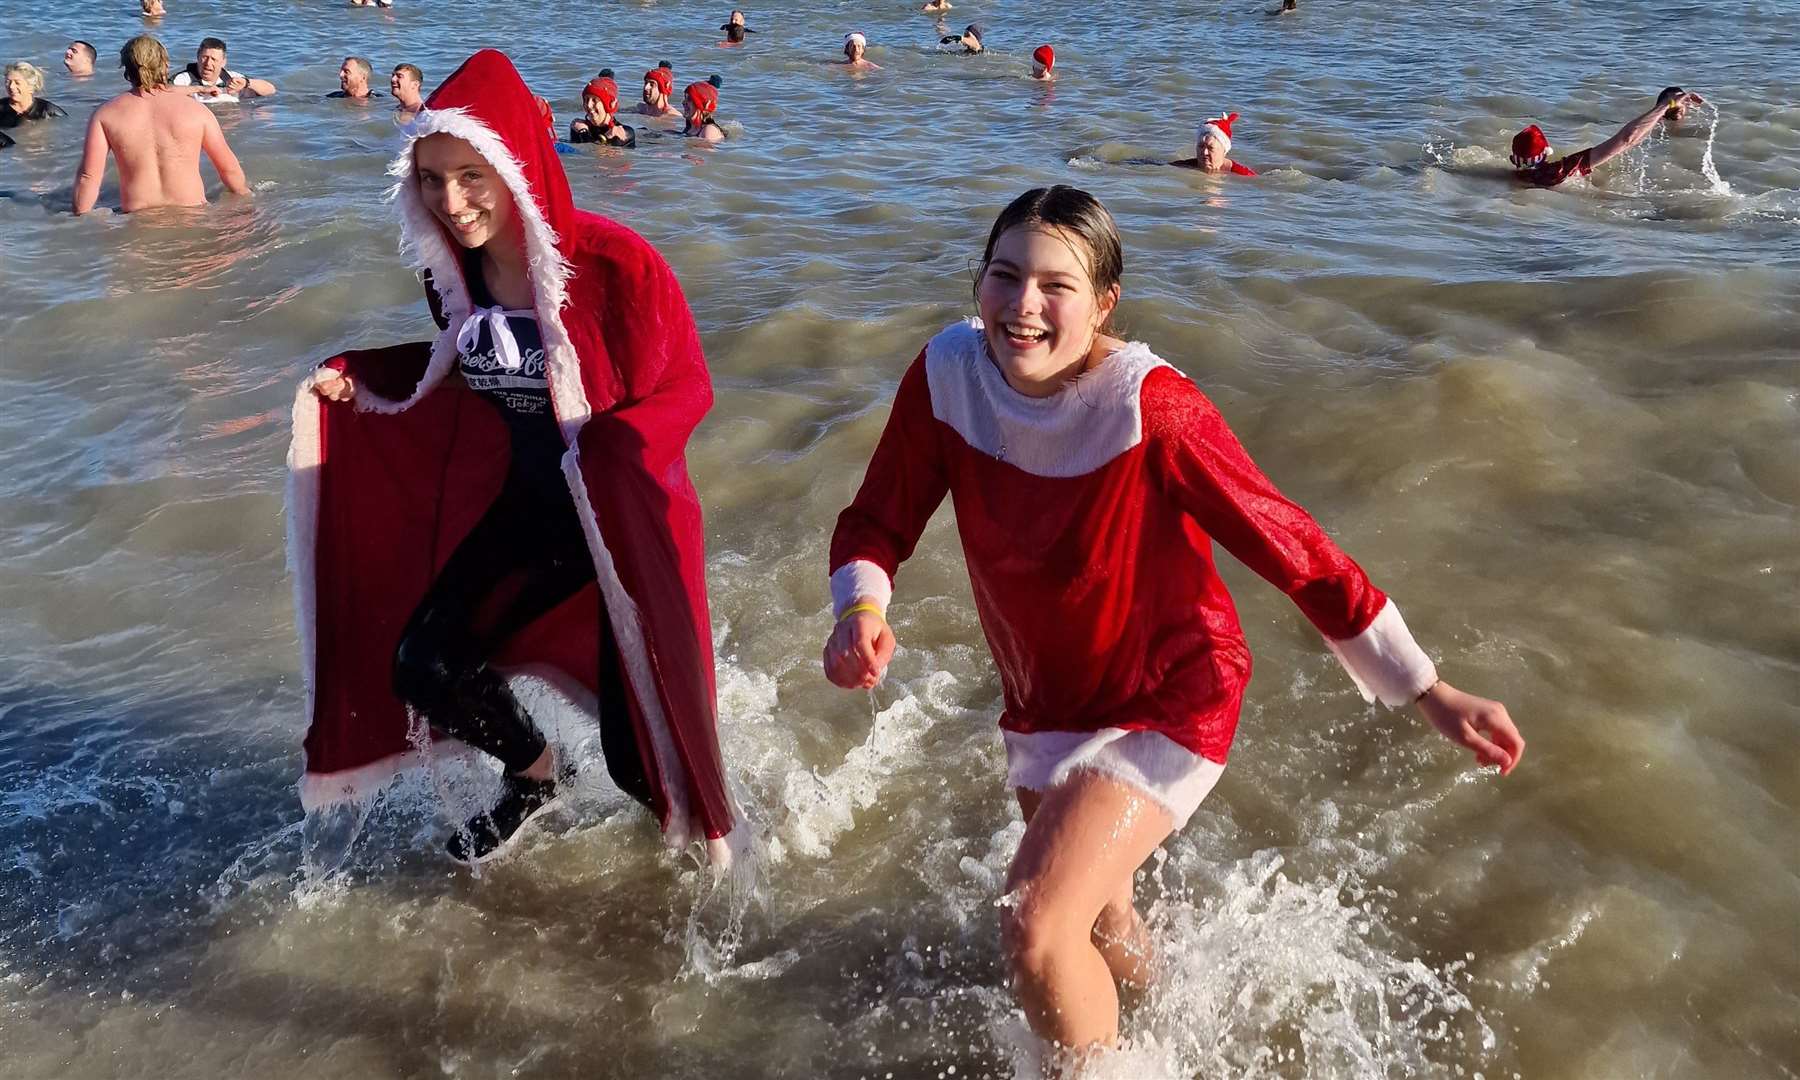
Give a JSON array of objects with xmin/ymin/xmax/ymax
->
[{"xmin": 286, "ymin": 50, "xmax": 742, "ymax": 865}]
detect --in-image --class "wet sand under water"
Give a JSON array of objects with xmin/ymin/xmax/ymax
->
[{"xmin": 1, "ymin": 0, "xmax": 1797, "ymax": 1077}]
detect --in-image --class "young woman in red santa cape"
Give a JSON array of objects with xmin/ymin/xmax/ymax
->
[
  {"xmin": 290, "ymin": 49, "xmax": 743, "ymax": 869},
  {"xmin": 821, "ymin": 185, "xmax": 1523, "ymax": 1064}
]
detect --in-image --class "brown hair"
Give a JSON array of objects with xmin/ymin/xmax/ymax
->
[
  {"xmin": 975, "ymin": 185, "xmax": 1124, "ymax": 335},
  {"xmin": 393, "ymin": 63, "xmax": 422, "ymax": 84},
  {"xmin": 120, "ymin": 35, "xmax": 169, "ymax": 89}
]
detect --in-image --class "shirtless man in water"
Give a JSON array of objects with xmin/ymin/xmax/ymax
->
[{"xmin": 72, "ymin": 35, "xmax": 250, "ymax": 215}]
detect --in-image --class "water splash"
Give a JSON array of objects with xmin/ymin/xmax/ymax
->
[{"xmin": 1695, "ymin": 102, "xmax": 1731, "ymax": 195}]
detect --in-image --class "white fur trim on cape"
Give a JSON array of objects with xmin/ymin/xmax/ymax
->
[
  {"xmin": 1003, "ymin": 728, "xmax": 1225, "ymax": 831},
  {"xmin": 1324, "ymin": 599, "xmax": 1438, "ymax": 707},
  {"xmin": 830, "ymin": 559, "xmax": 892, "ymax": 618},
  {"xmin": 923, "ymin": 319, "xmax": 1169, "ymax": 478},
  {"xmin": 283, "ymin": 105, "xmax": 717, "ymax": 858}
]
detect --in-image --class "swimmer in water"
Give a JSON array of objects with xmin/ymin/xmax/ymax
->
[
  {"xmin": 141, "ymin": 0, "xmax": 165, "ymax": 18},
  {"xmin": 391, "ymin": 63, "xmax": 424, "ymax": 117},
  {"xmin": 682, "ymin": 75, "xmax": 726, "ymax": 142},
  {"xmin": 329, "ymin": 56, "xmax": 383, "ymax": 100},
  {"xmin": 1171, "ymin": 112, "xmax": 1257, "ymax": 175},
  {"xmin": 1268, "ymin": 0, "xmax": 1297, "ymax": 15},
  {"xmin": 64, "ymin": 41, "xmax": 97, "ymax": 78},
  {"xmin": 638, "ymin": 62, "xmax": 679, "ymax": 120},
  {"xmin": 921, "ymin": 0, "xmax": 952, "ymax": 12},
  {"xmin": 1509, "ymin": 87, "xmax": 1704, "ymax": 189},
  {"xmin": 170, "ymin": 38, "xmax": 278, "ymax": 103},
  {"xmin": 2, "ymin": 63, "xmax": 68, "ymax": 129},
  {"xmin": 1030, "ymin": 44, "xmax": 1055, "ymax": 81},
  {"xmin": 941, "ymin": 24, "xmax": 984, "ymax": 53},
  {"xmin": 719, "ymin": 10, "xmax": 757, "ymax": 45},
  {"xmin": 841, "ymin": 33, "xmax": 881, "ymax": 71},
  {"xmin": 823, "ymin": 183, "xmax": 1522, "ymax": 1068},
  {"xmin": 568, "ymin": 71, "xmax": 637, "ymax": 147}
]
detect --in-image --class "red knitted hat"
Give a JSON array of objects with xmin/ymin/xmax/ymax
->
[
  {"xmin": 644, "ymin": 66, "xmax": 674, "ymax": 97},
  {"xmin": 685, "ymin": 79, "xmax": 718, "ymax": 114},
  {"xmin": 1510, "ymin": 124, "xmax": 1550, "ymax": 167},
  {"xmin": 584, "ymin": 75, "xmax": 618, "ymax": 113},
  {"xmin": 1032, "ymin": 45, "xmax": 1054, "ymax": 70}
]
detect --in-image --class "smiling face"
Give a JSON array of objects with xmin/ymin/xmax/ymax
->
[
  {"xmin": 390, "ymin": 67, "xmax": 420, "ymax": 102},
  {"xmin": 196, "ymin": 46, "xmax": 226, "ymax": 83},
  {"xmin": 584, "ymin": 92, "xmax": 611, "ymax": 126},
  {"xmin": 976, "ymin": 225, "xmax": 1119, "ymax": 397},
  {"xmin": 4, "ymin": 71, "xmax": 30, "ymax": 107},
  {"xmin": 414, "ymin": 133, "xmax": 520, "ymax": 253},
  {"xmin": 338, "ymin": 58, "xmax": 367, "ymax": 95}
]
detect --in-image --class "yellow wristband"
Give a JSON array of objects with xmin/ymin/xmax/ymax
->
[{"xmin": 837, "ymin": 602, "xmax": 885, "ymax": 623}]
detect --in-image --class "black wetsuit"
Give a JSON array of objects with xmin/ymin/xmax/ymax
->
[
  {"xmin": 326, "ymin": 89, "xmax": 385, "ymax": 99},
  {"xmin": 0, "ymin": 98, "xmax": 66, "ymax": 127},
  {"xmin": 683, "ymin": 120, "xmax": 726, "ymax": 140},
  {"xmin": 0, "ymin": 129, "xmax": 13, "ymax": 149},
  {"xmin": 392, "ymin": 257, "xmax": 651, "ymax": 807},
  {"xmin": 568, "ymin": 118, "xmax": 637, "ymax": 147}
]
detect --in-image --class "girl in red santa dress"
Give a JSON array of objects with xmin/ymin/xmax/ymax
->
[
  {"xmin": 290, "ymin": 50, "xmax": 742, "ymax": 870},
  {"xmin": 821, "ymin": 185, "xmax": 1523, "ymax": 1065}
]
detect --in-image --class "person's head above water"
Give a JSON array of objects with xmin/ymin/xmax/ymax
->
[
  {"xmin": 684, "ymin": 74, "xmax": 722, "ymax": 124},
  {"xmin": 64, "ymin": 40, "xmax": 97, "ymax": 77},
  {"xmin": 1197, "ymin": 112, "xmax": 1238, "ymax": 172},
  {"xmin": 1509, "ymin": 123, "xmax": 1551, "ymax": 168},
  {"xmin": 1031, "ymin": 44, "xmax": 1054, "ymax": 79},
  {"xmin": 728, "ymin": 9, "xmax": 745, "ymax": 26},
  {"xmin": 942, "ymin": 24, "xmax": 983, "ymax": 52},
  {"xmin": 1658, "ymin": 85, "xmax": 1691, "ymax": 121},
  {"xmin": 391, "ymin": 63, "xmax": 423, "ymax": 104},
  {"xmin": 844, "ymin": 32, "xmax": 868, "ymax": 62},
  {"xmin": 643, "ymin": 62, "xmax": 674, "ymax": 105},
  {"xmin": 339, "ymin": 55, "xmax": 373, "ymax": 96},
  {"xmin": 974, "ymin": 185, "xmax": 1124, "ymax": 398},
  {"xmin": 141, "ymin": 0, "xmax": 165, "ymax": 17},
  {"xmin": 194, "ymin": 37, "xmax": 228, "ymax": 84},
  {"xmin": 583, "ymin": 70, "xmax": 619, "ymax": 124},
  {"xmin": 4, "ymin": 62, "xmax": 45, "ymax": 110},
  {"xmin": 120, "ymin": 34, "xmax": 170, "ymax": 90}
]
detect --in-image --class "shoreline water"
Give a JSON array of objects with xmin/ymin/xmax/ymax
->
[{"xmin": 2, "ymin": 0, "xmax": 1797, "ymax": 1076}]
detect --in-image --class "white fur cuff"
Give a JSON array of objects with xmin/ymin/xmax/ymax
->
[
  {"xmin": 1323, "ymin": 599, "xmax": 1438, "ymax": 707},
  {"xmin": 830, "ymin": 559, "xmax": 892, "ymax": 617}
]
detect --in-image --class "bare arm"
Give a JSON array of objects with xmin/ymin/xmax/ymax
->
[
  {"xmin": 71, "ymin": 109, "xmax": 110, "ymax": 215},
  {"xmin": 234, "ymin": 75, "xmax": 277, "ymax": 98},
  {"xmin": 1586, "ymin": 100, "xmax": 1673, "ymax": 170},
  {"xmin": 200, "ymin": 108, "xmax": 250, "ymax": 195}
]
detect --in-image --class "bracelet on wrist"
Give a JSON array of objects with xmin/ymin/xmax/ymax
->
[
  {"xmin": 836, "ymin": 602, "xmax": 884, "ymax": 623},
  {"xmin": 1414, "ymin": 678, "xmax": 1442, "ymax": 704}
]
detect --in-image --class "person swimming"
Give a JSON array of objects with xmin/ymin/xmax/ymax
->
[
  {"xmin": 941, "ymin": 24, "xmax": 984, "ymax": 53},
  {"xmin": 1509, "ymin": 87, "xmax": 1703, "ymax": 189},
  {"xmin": 1170, "ymin": 112, "xmax": 1257, "ymax": 176},
  {"xmin": 921, "ymin": 0, "xmax": 952, "ymax": 12},
  {"xmin": 568, "ymin": 70, "xmax": 637, "ymax": 147},
  {"xmin": 639, "ymin": 61, "xmax": 679, "ymax": 119},
  {"xmin": 682, "ymin": 75, "xmax": 726, "ymax": 142},
  {"xmin": 841, "ymin": 32, "xmax": 881, "ymax": 71},
  {"xmin": 1268, "ymin": 0, "xmax": 1298, "ymax": 15},
  {"xmin": 1031, "ymin": 44, "xmax": 1055, "ymax": 81},
  {"xmin": 1, "ymin": 63, "xmax": 68, "ymax": 128}
]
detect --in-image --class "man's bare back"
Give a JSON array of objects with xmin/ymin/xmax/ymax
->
[{"xmin": 72, "ymin": 87, "xmax": 248, "ymax": 214}]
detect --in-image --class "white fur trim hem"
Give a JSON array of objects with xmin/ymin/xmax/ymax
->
[
  {"xmin": 1003, "ymin": 728, "xmax": 1226, "ymax": 831},
  {"xmin": 1199, "ymin": 124, "xmax": 1231, "ymax": 155},
  {"xmin": 830, "ymin": 559, "xmax": 892, "ymax": 617},
  {"xmin": 1324, "ymin": 599, "xmax": 1438, "ymax": 707}
]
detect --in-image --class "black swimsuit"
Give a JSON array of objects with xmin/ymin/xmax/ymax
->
[
  {"xmin": 568, "ymin": 118, "xmax": 638, "ymax": 147},
  {"xmin": 0, "ymin": 99, "xmax": 66, "ymax": 127}
]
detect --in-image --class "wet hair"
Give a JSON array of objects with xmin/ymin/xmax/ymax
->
[
  {"xmin": 71, "ymin": 41, "xmax": 97, "ymax": 62},
  {"xmin": 198, "ymin": 36, "xmax": 227, "ymax": 56},
  {"xmin": 120, "ymin": 34, "xmax": 170, "ymax": 89},
  {"xmin": 342, "ymin": 56, "xmax": 373, "ymax": 82},
  {"xmin": 393, "ymin": 62, "xmax": 422, "ymax": 84},
  {"xmin": 4, "ymin": 61, "xmax": 46, "ymax": 95},
  {"xmin": 1283, "ymin": 0, "xmax": 1297, "ymax": 10},
  {"xmin": 1656, "ymin": 86, "xmax": 1683, "ymax": 106},
  {"xmin": 976, "ymin": 185, "xmax": 1124, "ymax": 334}
]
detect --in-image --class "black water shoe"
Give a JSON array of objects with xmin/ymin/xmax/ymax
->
[{"xmin": 447, "ymin": 774, "xmax": 561, "ymax": 865}]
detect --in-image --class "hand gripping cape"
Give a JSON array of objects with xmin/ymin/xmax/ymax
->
[{"xmin": 286, "ymin": 49, "xmax": 744, "ymax": 866}]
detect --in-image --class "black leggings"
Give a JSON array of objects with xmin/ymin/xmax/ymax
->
[{"xmin": 391, "ymin": 474, "xmax": 653, "ymax": 806}]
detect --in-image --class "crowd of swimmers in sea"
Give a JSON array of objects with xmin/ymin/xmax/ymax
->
[{"xmin": 3, "ymin": 2, "xmax": 1707, "ymax": 211}]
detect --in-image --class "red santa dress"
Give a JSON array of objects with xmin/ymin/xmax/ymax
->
[
  {"xmin": 829, "ymin": 321, "xmax": 1438, "ymax": 827},
  {"xmin": 286, "ymin": 50, "xmax": 743, "ymax": 866}
]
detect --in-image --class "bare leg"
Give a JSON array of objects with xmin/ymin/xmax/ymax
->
[
  {"xmin": 1004, "ymin": 773, "xmax": 1175, "ymax": 1055},
  {"xmin": 1016, "ymin": 789, "xmax": 1157, "ymax": 990}
]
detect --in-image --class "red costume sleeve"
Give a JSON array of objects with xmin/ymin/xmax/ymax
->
[
  {"xmin": 1230, "ymin": 161, "xmax": 1258, "ymax": 176},
  {"xmin": 828, "ymin": 352, "xmax": 950, "ymax": 600},
  {"xmin": 1141, "ymin": 367, "xmax": 1384, "ymax": 640}
]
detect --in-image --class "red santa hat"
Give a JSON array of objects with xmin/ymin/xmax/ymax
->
[
  {"xmin": 1510, "ymin": 124, "xmax": 1551, "ymax": 167},
  {"xmin": 584, "ymin": 71, "xmax": 619, "ymax": 114},
  {"xmin": 1032, "ymin": 44, "xmax": 1054, "ymax": 71},
  {"xmin": 1198, "ymin": 112, "xmax": 1238, "ymax": 155},
  {"xmin": 644, "ymin": 64, "xmax": 674, "ymax": 97}
]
